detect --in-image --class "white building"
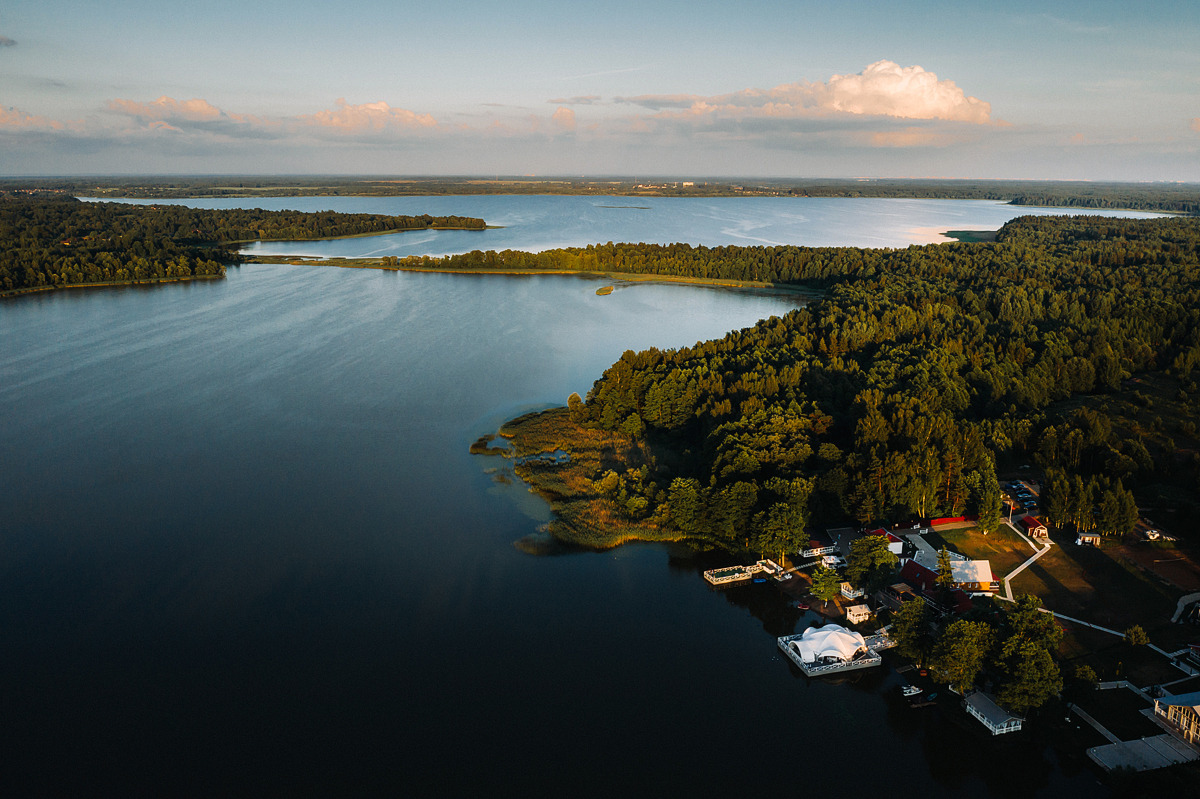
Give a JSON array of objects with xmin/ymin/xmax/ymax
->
[
  {"xmin": 845, "ymin": 604, "xmax": 871, "ymax": 625},
  {"xmin": 840, "ymin": 581, "xmax": 865, "ymax": 600},
  {"xmin": 964, "ymin": 692, "xmax": 1023, "ymax": 735},
  {"xmin": 950, "ymin": 560, "xmax": 994, "ymax": 593},
  {"xmin": 777, "ymin": 624, "xmax": 882, "ymax": 677}
]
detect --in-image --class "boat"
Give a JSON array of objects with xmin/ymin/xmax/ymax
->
[
  {"xmin": 793, "ymin": 600, "xmax": 810, "ymax": 610},
  {"xmin": 901, "ymin": 684, "xmax": 922, "ymax": 697},
  {"xmin": 910, "ymin": 692, "xmax": 938, "ymax": 708}
]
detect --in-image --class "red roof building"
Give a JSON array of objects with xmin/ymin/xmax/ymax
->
[
  {"xmin": 897, "ymin": 559, "xmax": 973, "ymax": 614},
  {"xmin": 1020, "ymin": 516, "xmax": 1048, "ymax": 538}
]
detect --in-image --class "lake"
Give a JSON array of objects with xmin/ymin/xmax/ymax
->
[
  {"xmin": 1, "ymin": 198, "xmax": 1122, "ymax": 795},
  {"xmin": 89, "ymin": 193, "xmax": 1169, "ymax": 257}
]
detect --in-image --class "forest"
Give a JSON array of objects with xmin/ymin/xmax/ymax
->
[
  {"xmin": 5, "ymin": 177, "xmax": 1197, "ymax": 214},
  {"xmin": 0, "ymin": 196, "xmax": 484, "ymax": 292},
  {"xmin": 488, "ymin": 215, "xmax": 1200, "ymax": 555}
]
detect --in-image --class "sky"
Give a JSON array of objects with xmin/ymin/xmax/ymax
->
[{"xmin": 1, "ymin": 0, "xmax": 1198, "ymax": 179}]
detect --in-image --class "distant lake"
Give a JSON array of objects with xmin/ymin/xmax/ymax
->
[
  {"xmin": 3, "ymin": 199, "xmax": 1125, "ymax": 794},
  {"xmin": 88, "ymin": 194, "xmax": 1168, "ymax": 256}
]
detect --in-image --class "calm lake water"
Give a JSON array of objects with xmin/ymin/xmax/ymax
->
[
  {"xmin": 2, "ymin": 198, "xmax": 1125, "ymax": 795},
  {"xmin": 90, "ymin": 193, "xmax": 1168, "ymax": 256}
]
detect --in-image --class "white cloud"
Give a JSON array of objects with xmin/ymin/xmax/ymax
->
[
  {"xmin": 823, "ymin": 61, "xmax": 991, "ymax": 122},
  {"xmin": 552, "ymin": 107, "xmax": 576, "ymax": 132},
  {"xmin": 618, "ymin": 61, "xmax": 994, "ymax": 125},
  {"xmin": 107, "ymin": 96, "xmax": 224, "ymax": 122},
  {"xmin": 0, "ymin": 105, "xmax": 67, "ymax": 131},
  {"xmin": 299, "ymin": 98, "xmax": 436, "ymax": 132}
]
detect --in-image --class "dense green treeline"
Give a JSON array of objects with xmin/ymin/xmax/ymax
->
[
  {"xmin": 0, "ymin": 197, "xmax": 484, "ymax": 292},
  {"xmin": 6, "ymin": 177, "xmax": 1197, "ymax": 214},
  {"xmin": 508, "ymin": 216, "xmax": 1200, "ymax": 553}
]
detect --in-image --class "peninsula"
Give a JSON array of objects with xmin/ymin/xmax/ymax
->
[
  {"xmin": 482, "ymin": 214, "xmax": 1200, "ymax": 556},
  {"xmin": 0, "ymin": 196, "xmax": 485, "ymax": 296}
]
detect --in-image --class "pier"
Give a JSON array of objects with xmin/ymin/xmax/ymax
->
[{"xmin": 703, "ymin": 560, "xmax": 788, "ymax": 586}]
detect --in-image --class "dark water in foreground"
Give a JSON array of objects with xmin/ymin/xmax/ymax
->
[{"xmin": 2, "ymin": 266, "xmax": 1108, "ymax": 795}]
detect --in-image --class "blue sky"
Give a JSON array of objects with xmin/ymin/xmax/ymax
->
[{"xmin": 2, "ymin": 0, "xmax": 1197, "ymax": 178}]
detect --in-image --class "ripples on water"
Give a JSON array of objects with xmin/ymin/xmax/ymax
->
[{"xmin": 2, "ymin": 199, "xmax": 1124, "ymax": 795}]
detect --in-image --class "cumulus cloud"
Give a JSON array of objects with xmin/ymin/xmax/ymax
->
[
  {"xmin": 552, "ymin": 107, "xmax": 576, "ymax": 132},
  {"xmin": 0, "ymin": 105, "xmax": 66, "ymax": 131},
  {"xmin": 0, "ymin": 35, "xmax": 16, "ymax": 47},
  {"xmin": 617, "ymin": 61, "xmax": 993, "ymax": 125},
  {"xmin": 104, "ymin": 95, "xmax": 278, "ymax": 141},
  {"xmin": 547, "ymin": 95, "xmax": 601, "ymax": 106},
  {"xmin": 299, "ymin": 98, "xmax": 436, "ymax": 132},
  {"xmin": 108, "ymin": 96, "xmax": 223, "ymax": 122},
  {"xmin": 823, "ymin": 61, "xmax": 991, "ymax": 122}
]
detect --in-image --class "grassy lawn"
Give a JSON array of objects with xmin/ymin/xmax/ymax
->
[
  {"xmin": 1064, "ymin": 636, "xmax": 1183, "ymax": 685},
  {"xmin": 1009, "ymin": 530, "xmax": 1179, "ymax": 632},
  {"xmin": 935, "ymin": 524, "xmax": 1037, "ymax": 578}
]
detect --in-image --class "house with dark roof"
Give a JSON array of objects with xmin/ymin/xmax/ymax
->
[{"xmin": 802, "ymin": 531, "xmax": 837, "ymax": 558}]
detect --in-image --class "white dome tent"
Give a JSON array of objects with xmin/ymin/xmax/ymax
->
[
  {"xmin": 778, "ymin": 623, "xmax": 889, "ymax": 676},
  {"xmin": 787, "ymin": 624, "xmax": 866, "ymax": 664}
]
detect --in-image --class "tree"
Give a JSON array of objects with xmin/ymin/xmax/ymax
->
[
  {"xmin": 930, "ymin": 619, "xmax": 994, "ymax": 694},
  {"xmin": 975, "ymin": 475, "xmax": 1003, "ymax": 535},
  {"xmin": 810, "ymin": 564, "xmax": 842, "ymax": 607},
  {"xmin": 753, "ymin": 502, "xmax": 805, "ymax": 562},
  {"xmin": 567, "ymin": 392, "xmax": 585, "ymax": 423},
  {"xmin": 665, "ymin": 477, "xmax": 705, "ymax": 535},
  {"xmin": 845, "ymin": 534, "xmax": 899, "ymax": 593},
  {"xmin": 992, "ymin": 595, "xmax": 1064, "ymax": 712},
  {"xmin": 1124, "ymin": 625, "xmax": 1150, "ymax": 646},
  {"xmin": 936, "ymin": 547, "xmax": 955, "ymax": 590},
  {"xmin": 1041, "ymin": 468, "xmax": 1070, "ymax": 529},
  {"xmin": 997, "ymin": 594, "xmax": 1063, "ymax": 654},
  {"xmin": 1073, "ymin": 664, "xmax": 1099, "ymax": 686},
  {"xmin": 996, "ymin": 639, "xmax": 1062, "ymax": 714},
  {"xmin": 891, "ymin": 598, "xmax": 933, "ymax": 665}
]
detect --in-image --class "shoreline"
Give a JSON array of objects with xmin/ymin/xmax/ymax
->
[
  {"xmin": 230, "ymin": 224, "xmax": 497, "ymax": 246},
  {"xmin": 1, "ymin": 272, "xmax": 224, "ymax": 300},
  {"xmin": 243, "ymin": 255, "xmax": 822, "ymax": 294}
]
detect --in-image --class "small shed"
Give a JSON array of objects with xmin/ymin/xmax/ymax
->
[
  {"xmin": 840, "ymin": 581, "xmax": 865, "ymax": 600},
  {"xmin": 1020, "ymin": 516, "xmax": 1048, "ymax": 539},
  {"xmin": 1077, "ymin": 533, "xmax": 1102, "ymax": 547},
  {"xmin": 964, "ymin": 692, "xmax": 1023, "ymax": 735},
  {"xmin": 845, "ymin": 604, "xmax": 872, "ymax": 625}
]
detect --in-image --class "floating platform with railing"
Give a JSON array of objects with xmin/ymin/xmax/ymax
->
[
  {"xmin": 777, "ymin": 625, "xmax": 893, "ymax": 677},
  {"xmin": 703, "ymin": 559, "xmax": 790, "ymax": 586}
]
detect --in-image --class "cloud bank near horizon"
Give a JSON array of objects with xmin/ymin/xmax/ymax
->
[
  {"xmin": 0, "ymin": 61, "xmax": 1192, "ymax": 179},
  {"xmin": 3, "ymin": 61, "xmax": 994, "ymax": 147},
  {"xmin": 616, "ymin": 61, "xmax": 995, "ymax": 125}
]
